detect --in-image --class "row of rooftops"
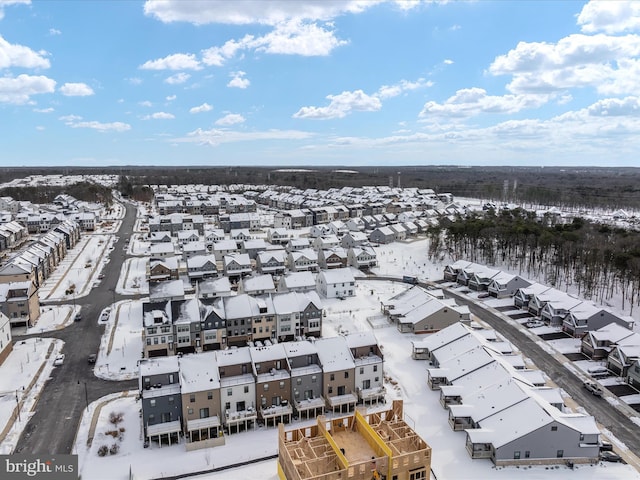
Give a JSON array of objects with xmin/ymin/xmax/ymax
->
[{"xmin": 140, "ymin": 331, "xmax": 382, "ymax": 393}]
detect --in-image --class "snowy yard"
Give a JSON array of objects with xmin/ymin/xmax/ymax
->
[{"xmin": 117, "ymin": 257, "xmax": 149, "ymax": 296}]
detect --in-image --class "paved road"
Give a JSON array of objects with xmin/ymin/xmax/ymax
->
[
  {"xmin": 444, "ymin": 289, "xmax": 640, "ymax": 457},
  {"xmin": 15, "ymin": 201, "xmax": 138, "ymax": 455}
]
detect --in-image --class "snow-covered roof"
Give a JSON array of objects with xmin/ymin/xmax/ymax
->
[
  {"xmin": 139, "ymin": 356, "xmax": 180, "ymax": 377},
  {"xmin": 249, "ymin": 343, "xmax": 288, "ymax": 364},
  {"xmin": 215, "ymin": 347, "xmax": 252, "ymax": 367},
  {"xmin": 344, "ymin": 330, "xmax": 377, "ymax": 349},
  {"xmin": 179, "ymin": 352, "xmax": 220, "ymax": 393},
  {"xmin": 317, "ymin": 268, "xmax": 354, "ymax": 284},
  {"xmin": 283, "ymin": 340, "xmax": 318, "ymax": 358},
  {"xmin": 280, "ymin": 271, "xmax": 315, "ymax": 288},
  {"xmin": 242, "ymin": 274, "xmax": 275, "ymax": 291},
  {"xmin": 315, "ymin": 336, "xmax": 354, "ymax": 372}
]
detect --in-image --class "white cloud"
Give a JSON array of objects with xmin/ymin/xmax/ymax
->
[
  {"xmin": 141, "ymin": 112, "xmax": 175, "ymax": 120},
  {"xmin": 181, "ymin": 127, "xmax": 313, "ymax": 146},
  {"xmin": 443, "ymin": 59, "xmax": 454, "ymax": 65},
  {"xmin": 419, "ymin": 87, "xmax": 548, "ymax": 118},
  {"xmin": 139, "ymin": 100, "xmax": 153, "ymax": 107},
  {"xmin": 49, "ymin": 28, "xmax": 61, "ymax": 35},
  {"xmin": 0, "ymin": 74, "xmax": 56, "ymax": 104},
  {"xmin": 584, "ymin": 96, "xmax": 640, "ymax": 117},
  {"xmin": 127, "ymin": 77, "xmax": 143, "ymax": 85},
  {"xmin": 215, "ymin": 113, "xmax": 246, "ymax": 125},
  {"xmin": 251, "ymin": 20, "xmax": 348, "ymax": 56},
  {"xmin": 33, "ymin": 107, "xmax": 53, "ymax": 113},
  {"xmin": 139, "ymin": 53, "xmax": 201, "ymax": 70},
  {"xmin": 294, "ymin": 77, "xmax": 430, "ymax": 120},
  {"xmin": 143, "ymin": 0, "xmax": 378, "ymax": 26},
  {"xmin": 201, "ymin": 37, "xmax": 249, "ymax": 66},
  {"xmin": 0, "ymin": 0, "xmax": 30, "ymax": 20},
  {"xmin": 294, "ymin": 90, "xmax": 382, "ymax": 119},
  {"xmin": 227, "ymin": 71, "xmax": 250, "ymax": 89},
  {"xmin": 61, "ymin": 116, "xmax": 131, "ymax": 132},
  {"xmin": 190, "ymin": 102, "xmax": 213, "ymax": 114},
  {"xmin": 489, "ymin": 33, "xmax": 640, "ymax": 95},
  {"xmin": 0, "ymin": 34, "xmax": 50, "ymax": 69},
  {"xmin": 376, "ymin": 78, "xmax": 432, "ymax": 99},
  {"xmin": 165, "ymin": 72, "xmax": 191, "ymax": 84},
  {"xmin": 577, "ymin": 0, "xmax": 640, "ymax": 34},
  {"xmin": 35, "ymin": 125, "xmax": 45, "ymax": 131},
  {"xmin": 59, "ymin": 82, "xmax": 94, "ymax": 96},
  {"xmin": 166, "ymin": 94, "xmax": 176, "ymax": 101}
]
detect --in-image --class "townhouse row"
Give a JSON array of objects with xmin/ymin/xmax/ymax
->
[
  {"xmin": 143, "ymin": 288, "xmax": 326, "ymax": 357},
  {"xmin": 413, "ymin": 322, "xmax": 601, "ymax": 466},
  {"xmin": 444, "ymin": 260, "xmax": 634, "ymax": 337},
  {"xmin": 139, "ymin": 332, "xmax": 385, "ymax": 450},
  {"xmin": 0, "ymin": 220, "xmax": 81, "ymax": 327}
]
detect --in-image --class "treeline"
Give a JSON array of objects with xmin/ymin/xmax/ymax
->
[
  {"xmin": 0, "ymin": 182, "xmax": 114, "ymax": 207},
  {"xmin": 117, "ymin": 176, "xmax": 153, "ymax": 202},
  {"xmin": 429, "ymin": 209, "xmax": 640, "ymax": 313}
]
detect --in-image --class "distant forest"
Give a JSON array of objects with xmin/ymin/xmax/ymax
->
[
  {"xmin": 0, "ymin": 165, "xmax": 639, "ymax": 211},
  {"xmin": 429, "ymin": 209, "xmax": 640, "ymax": 313},
  {"xmin": 0, "ymin": 182, "xmax": 114, "ymax": 206}
]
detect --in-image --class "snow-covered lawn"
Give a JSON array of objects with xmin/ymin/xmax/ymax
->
[
  {"xmin": 94, "ymin": 300, "xmax": 144, "ymax": 381},
  {"xmin": 24, "ymin": 305, "xmax": 78, "ymax": 335},
  {"xmin": 620, "ymin": 394, "xmax": 640, "ymax": 405},
  {"xmin": 117, "ymin": 257, "xmax": 149, "ymax": 296}
]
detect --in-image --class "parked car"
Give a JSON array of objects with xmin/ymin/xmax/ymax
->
[
  {"xmin": 53, "ymin": 354, "xmax": 65, "ymax": 366},
  {"xmin": 583, "ymin": 381, "xmax": 603, "ymax": 397},
  {"xmin": 100, "ymin": 310, "xmax": 110, "ymax": 322},
  {"xmin": 525, "ymin": 320, "xmax": 545, "ymax": 328},
  {"xmin": 74, "ymin": 312, "xmax": 82, "ymax": 322},
  {"xmin": 87, "ymin": 354, "xmax": 97, "ymax": 364},
  {"xmin": 477, "ymin": 292, "xmax": 490, "ymax": 299},
  {"xmin": 600, "ymin": 451, "xmax": 621, "ymax": 462}
]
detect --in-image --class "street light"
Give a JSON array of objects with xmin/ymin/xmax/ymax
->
[{"xmin": 78, "ymin": 381, "xmax": 89, "ymax": 411}]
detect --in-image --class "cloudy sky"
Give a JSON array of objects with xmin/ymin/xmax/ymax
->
[{"xmin": 2, "ymin": 0, "xmax": 640, "ymax": 167}]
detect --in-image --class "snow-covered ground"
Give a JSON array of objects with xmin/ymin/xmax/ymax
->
[
  {"xmin": 0, "ymin": 338, "xmax": 64, "ymax": 454},
  {"xmin": 4, "ymin": 199, "xmax": 640, "ymax": 478},
  {"xmin": 22, "ymin": 305, "xmax": 78, "ymax": 335},
  {"xmin": 73, "ymin": 280, "xmax": 640, "ymax": 479}
]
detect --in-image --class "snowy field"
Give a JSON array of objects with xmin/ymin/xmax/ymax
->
[{"xmin": 117, "ymin": 257, "xmax": 149, "ymax": 296}]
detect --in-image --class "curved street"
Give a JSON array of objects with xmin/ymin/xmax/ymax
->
[{"xmin": 14, "ymin": 201, "xmax": 138, "ymax": 455}]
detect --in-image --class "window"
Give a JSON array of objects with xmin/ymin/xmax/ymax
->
[
  {"xmin": 556, "ymin": 450, "xmax": 564, "ymax": 458},
  {"xmin": 227, "ymin": 388, "xmax": 232, "ymax": 396},
  {"xmin": 207, "ymin": 391, "xmax": 213, "ymax": 400},
  {"xmin": 296, "ymin": 378, "xmax": 302, "ymax": 385},
  {"xmin": 409, "ymin": 469, "xmax": 426, "ymax": 480},
  {"xmin": 514, "ymin": 451, "xmax": 520, "ymax": 459},
  {"xmin": 168, "ymin": 396, "xmax": 174, "ymax": 404},
  {"xmin": 330, "ymin": 374, "xmax": 335, "ymax": 381},
  {"xmin": 312, "ymin": 375, "xmax": 317, "ymax": 383},
  {"xmin": 551, "ymin": 426, "xmax": 558, "ymax": 431},
  {"xmin": 150, "ymin": 400, "xmax": 156, "ymax": 407},
  {"xmin": 373, "ymin": 365, "xmax": 378, "ymax": 372},
  {"xmin": 225, "ymin": 403, "xmax": 230, "ymax": 410},
  {"xmin": 360, "ymin": 367, "xmax": 364, "ymax": 375},
  {"xmin": 190, "ymin": 394, "xmax": 195, "ymax": 403},
  {"xmin": 279, "ymin": 381, "xmax": 285, "ymax": 389},
  {"xmin": 188, "ymin": 408, "xmax": 193, "ymax": 415},
  {"xmin": 244, "ymin": 386, "xmax": 249, "ymax": 394},
  {"xmin": 525, "ymin": 451, "xmax": 530, "ymax": 458},
  {"xmin": 344, "ymin": 371, "xmax": 349, "ymax": 379},
  {"xmin": 264, "ymin": 384, "xmax": 269, "ymax": 391},
  {"xmin": 328, "ymin": 386, "xmax": 333, "ymax": 394}
]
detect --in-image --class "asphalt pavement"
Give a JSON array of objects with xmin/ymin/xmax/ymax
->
[{"xmin": 14, "ymin": 202, "xmax": 138, "ymax": 455}]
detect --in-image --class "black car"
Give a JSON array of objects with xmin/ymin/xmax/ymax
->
[
  {"xmin": 87, "ymin": 354, "xmax": 97, "ymax": 364},
  {"xmin": 600, "ymin": 451, "xmax": 621, "ymax": 462}
]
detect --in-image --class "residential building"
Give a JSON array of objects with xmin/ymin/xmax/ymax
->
[
  {"xmin": 315, "ymin": 268, "xmax": 355, "ymax": 299},
  {"xmin": 0, "ymin": 312, "xmax": 12, "ymax": 365},
  {"xmin": 315, "ymin": 336, "xmax": 357, "ymax": 414},
  {"xmin": 250, "ymin": 343, "xmax": 293, "ymax": 426},
  {"xmin": 140, "ymin": 357, "xmax": 182, "ymax": 446}
]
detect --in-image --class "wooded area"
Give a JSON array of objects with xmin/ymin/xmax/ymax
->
[{"xmin": 428, "ymin": 209, "xmax": 640, "ymax": 313}]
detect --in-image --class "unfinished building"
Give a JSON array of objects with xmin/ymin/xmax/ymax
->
[{"xmin": 278, "ymin": 400, "xmax": 431, "ymax": 480}]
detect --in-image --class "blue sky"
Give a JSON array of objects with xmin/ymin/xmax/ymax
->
[{"xmin": 2, "ymin": 0, "xmax": 640, "ymax": 167}]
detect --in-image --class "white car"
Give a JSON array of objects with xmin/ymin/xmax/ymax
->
[{"xmin": 53, "ymin": 354, "xmax": 65, "ymax": 366}]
